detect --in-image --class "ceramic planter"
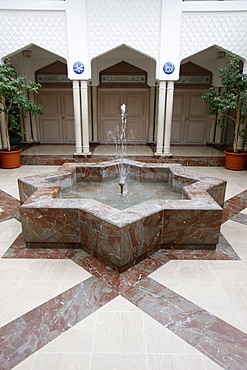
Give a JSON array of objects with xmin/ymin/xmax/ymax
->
[
  {"xmin": 224, "ymin": 150, "xmax": 247, "ymax": 171},
  {"xmin": 0, "ymin": 148, "xmax": 22, "ymax": 169}
]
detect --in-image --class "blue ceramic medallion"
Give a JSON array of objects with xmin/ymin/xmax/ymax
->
[
  {"xmin": 73, "ymin": 61, "xmax": 85, "ymax": 74},
  {"xmin": 163, "ymin": 62, "xmax": 175, "ymax": 75}
]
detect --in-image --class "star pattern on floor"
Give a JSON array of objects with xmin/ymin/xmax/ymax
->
[{"xmin": 0, "ymin": 188, "xmax": 247, "ymax": 369}]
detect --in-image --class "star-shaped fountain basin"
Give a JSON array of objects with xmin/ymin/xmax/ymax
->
[{"xmin": 18, "ymin": 159, "xmax": 226, "ymax": 272}]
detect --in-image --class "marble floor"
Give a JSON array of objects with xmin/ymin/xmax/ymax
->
[
  {"xmin": 0, "ymin": 163, "xmax": 246, "ymax": 369},
  {"xmin": 20, "ymin": 144, "xmax": 225, "ymax": 158}
]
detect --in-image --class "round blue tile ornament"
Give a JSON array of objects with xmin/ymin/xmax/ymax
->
[
  {"xmin": 73, "ymin": 61, "xmax": 85, "ymax": 74},
  {"xmin": 163, "ymin": 62, "xmax": 175, "ymax": 75}
]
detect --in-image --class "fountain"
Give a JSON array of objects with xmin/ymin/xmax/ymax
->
[{"xmin": 18, "ymin": 105, "xmax": 226, "ymax": 272}]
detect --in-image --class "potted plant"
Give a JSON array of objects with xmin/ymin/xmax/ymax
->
[
  {"xmin": 0, "ymin": 58, "xmax": 42, "ymax": 168},
  {"xmin": 202, "ymin": 53, "xmax": 247, "ymax": 170}
]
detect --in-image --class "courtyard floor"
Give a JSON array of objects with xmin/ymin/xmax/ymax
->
[{"xmin": 0, "ymin": 158, "xmax": 246, "ymax": 369}]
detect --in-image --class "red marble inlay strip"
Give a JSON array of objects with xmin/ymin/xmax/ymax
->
[
  {"xmin": 231, "ymin": 212, "xmax": 247, "ymax": 226},
  {"xmin": 0, "ymin": 276, "xmax": 118, "ymax": 370},
  {"xmin": 222, "ymin": 190, "xmax": 247, "ymax": 223},
  {"xmin": 0, "ymin": 190, "xmax": 20, "ymax": 222},
  {"xmin": 122, "ymin": 277, "xmax": 247, "ymax": 370}
]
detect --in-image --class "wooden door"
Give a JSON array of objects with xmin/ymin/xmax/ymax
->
[
  {"xmin": 38, "ymin": 90, "xmax": 74, "ymax": 143},
  {"xmin": 125, "ymin": 91, "xmax": 147, "ymax": 143},
  {"xmin": 38, "ymin": 91, "xmax": 62, "ymax": 143},
  {"xmin": 171, "ymin": 91, "xmax": 208, "ymax": 145},
  {"xmin": 99, "ymin": 89, "xmax": 148, "ymax": 143},
  {"xmin": 185, "ymin": 93, "xmax": 207, "ymax": 144},
  {"xmin": 61, "ymin": 92, "xmax": 75, "ymax": 143},
  {"xmin": 100, "ymin": 91, "xmax": 123, "ymax": 142},
  {"xmin": 171, "ymin": 93, "xmax": 185, "ymax": 144}
]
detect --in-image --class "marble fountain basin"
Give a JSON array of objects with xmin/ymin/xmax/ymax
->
[{"xmin": 18, "ymin": 159, "xmax": 226, "ymax": 272}]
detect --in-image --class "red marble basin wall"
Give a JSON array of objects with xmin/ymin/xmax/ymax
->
[{"xmin": 19, "ymin": 160, "xmax": 226, "ymax": 271}]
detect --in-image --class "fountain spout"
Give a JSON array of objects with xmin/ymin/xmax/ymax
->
[{"xmin": 119, "ymin": 182, "xmax": 124, "ymax": 194}]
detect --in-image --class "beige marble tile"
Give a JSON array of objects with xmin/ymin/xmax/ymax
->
[
  {"xmin": 150, "ymin": 260, "xmax": 215, "ymax": 284},
  {"xmin": 147, "ymin": 353, "xmax": 217, "ymax": 370},
  {"xmin": 5, "ymin": 280, "xmax": 63, "ymax": 313},
  {"xmin": 0, "ymin": 259, "xmax": 32, "ymax": 281},
  {"xmin": 221, "ymin": 220, "xmax": 247, "ymax": 244},
  {"xmin": 32, "ymin": 353, "xmax": 91, "ymax": 370},
  {"xmin": 92, "ymin": 310, "xmax": 146, "ymax": 354},
  {"xmin": 0, "ymin": 218, "xmax": 21, "ymax": 243},
  {"xmin": 143, "ymin": 313, "xmax": 201, "ymax": 355},
  {"xmin": 40, "ymin": 315, "xmax": 96, "ymax": 353},
  {"xmin": 220, "ymin": 282, "xmax": 247, "ymax": 312},
  {"xmin": 175, "ymin": 281, "xmax": 236, "ymax": 314},
  {"xmin": 22, "ymin": 259, "xmax": 91, "ymax": 282},
  {"xmin": 211, "ymin": 261, "xmax": 247, "ymax": 283},
  {"xmin": 21, "ymin": 145, "xmax": 75, "ymax": 156},
  {"xmin": 0, "ymin": 308, "xmax": 23, "ymax": 327},
  {"xmin": 0, "ymin": 279, "xmax": 20, "ymax": 311},
  {"xmin": 90, "ymin": 353, "xmax": 148, "ymax": 370}
]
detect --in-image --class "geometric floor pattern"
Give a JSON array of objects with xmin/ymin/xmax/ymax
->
[{"xmin": 0, "ymin": 165, "xmax": 246, "ymax": 369}]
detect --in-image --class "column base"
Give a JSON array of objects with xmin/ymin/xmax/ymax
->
[
  {"xmin": 155, "ymin": 152, "xmax": 173, "ymax": 159},
  {"xmin": 73, "ymin": 152, "xmax": 92, "ymax": 158}
]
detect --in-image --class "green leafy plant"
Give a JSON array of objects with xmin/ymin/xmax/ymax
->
[
  {"xmin": 202, "ymin": 53, "xmax": 247, "ymax": 153},
  {"xmin": 0, "ymin": 58, "xmax": 43, "ymax": 151}
]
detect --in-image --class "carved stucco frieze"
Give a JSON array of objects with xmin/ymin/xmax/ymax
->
[
  {"xmin": 180, "ymin": 12, "xmax": 247, "ymax": 61},
  {"xmin": 0, "ymin": 10, "xmax": 67, "ymax": 60}
]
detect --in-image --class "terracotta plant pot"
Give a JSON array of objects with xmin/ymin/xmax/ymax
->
[
  {"xmin": 0, "ymin": 148, "xmax": 22, "ymax": 169},
  {"xmin": 224, "ymin": 150, "xmax": 247, "ymax": 171}
]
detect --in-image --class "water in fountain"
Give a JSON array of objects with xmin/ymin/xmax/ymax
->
[{"xmin": 61, "ymin": 178, "xmax": 182, "ymax": 210}]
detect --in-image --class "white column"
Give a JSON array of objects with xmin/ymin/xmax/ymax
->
[
  {"xmin": 155, "ymin": 81, "xmax": 166, "ymax": 155},
  {"xmin": 92, "ymin": 86, "xmax": 98, "ymax": 142},
  {"xmin": 148, "ymin": 86, "xmax": 155, "ymax": 142},
  {"xmin": 163, "ymin": 81, "xmax": 175, "ymax": 156},
  {"xmin": 72, "ymin": 80, "xmax": 82, "ymax": 154},
  {"xmin": 88, "ymin": 86, "xmax": 92, "ymax": 142},
  {"xmin": 80, "ymin": 81, "xmax": 91, "ymax": 155}
]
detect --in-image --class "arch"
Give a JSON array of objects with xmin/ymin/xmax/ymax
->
[
  {"xmin": 91, "ymin": 44, "xmax": 156, "ymax": 86},
  {"xmin": 181, "ymin": 45, "xmax": 245, "ymax": 73}
]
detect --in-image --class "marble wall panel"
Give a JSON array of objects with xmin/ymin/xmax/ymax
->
[
  {"xmin": 80, "ymin": 210, "xmax": 122, "ymax": 266},
  {"xmin": 206, "ymin": 182, "xmax": 227, "ymax": 207},
  {"xmin": 162, "ymin": 209, "xmax": 222, "ymax": 247},
  {"xmin": 21, "ymin": 207, "xmax": 80, "ymax": 243},
  {"xmin": 18, "ymin": 180, "xmax": 38, "ymax": 205}
]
